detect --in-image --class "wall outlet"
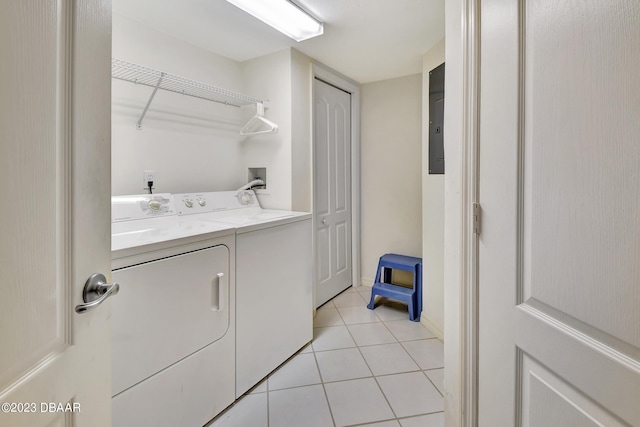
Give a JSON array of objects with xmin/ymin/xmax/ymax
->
[{"xmin": 143, "ymin": 170, "xmax": 155, "ymax": 190}]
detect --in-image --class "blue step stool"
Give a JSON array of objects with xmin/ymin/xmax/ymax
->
[{"xmin": 367, "ymin": 253, "xmax": 423, "ymax": 322}]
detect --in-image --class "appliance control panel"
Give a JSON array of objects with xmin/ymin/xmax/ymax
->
[
  {"xmin": 175, "ymin": 190, "xmax": 259, "ymax": 216},
  {"xmin": 112, "ymin": 194, "xmax": 176, "ymax": 222},
  {"xmin": 175, "ymin": 193, "xmax": 216, "ymax": 215}
]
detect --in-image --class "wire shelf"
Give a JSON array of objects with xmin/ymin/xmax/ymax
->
[{"xmin": 112, "ymin": 59, "xmax": 264, "ymax": 129}]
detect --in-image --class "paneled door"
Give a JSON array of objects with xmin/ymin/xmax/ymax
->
[
  {"xmin": 314, "ymin": 78, "xmax": 352, "ymax": 307},
  {"xmin": 0, "ymin": 1, "xmax": 112, "ymax": 426},
  {"xmin": 478, "ymin": 0, "xmax": 640, "ymax": 425}
]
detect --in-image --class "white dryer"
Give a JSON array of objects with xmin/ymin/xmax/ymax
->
[
  {"xmin": 110, "ymin": 193, "xmax": 236, "ymax": 426},
  {"xmin": 175, "ymin": 190, "xmax": 313, "ymax": 397}
]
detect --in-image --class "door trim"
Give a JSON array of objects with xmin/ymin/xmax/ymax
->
[
  {"xmin": 461, "ymin": 0, "xmax": 481, "ymax": 423},
  {"xmin": 311, "ymin": 63, "xmax": 361, "ymax": 307}
]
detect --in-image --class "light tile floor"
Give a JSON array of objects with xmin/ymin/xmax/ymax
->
[{"xmin": 208, "ymin": 286, "xmax": 444, "ymax": 427}]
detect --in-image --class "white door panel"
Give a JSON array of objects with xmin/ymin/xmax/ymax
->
[
  {"xmin": 317, "ymin": 227, "xmax": 331, "ymax": 283},
  {"xmin": 314, "ymin": 78, "xmax": 352, "ymax": 307},
  {"xmin": 479, "ymin": 0, "xmax": 640, "ymax": 425},
  {"xmin": 0, "ymin": 1, "xmax": 112, "ymax": 426},
  {"xmin": 522, "ymin": 355, "xmax": 624, "ymax": 427}
]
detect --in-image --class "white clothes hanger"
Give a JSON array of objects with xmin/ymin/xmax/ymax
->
[{"xmin": 240, "ymin": 102, "xmax": 279, "ymax": 136}]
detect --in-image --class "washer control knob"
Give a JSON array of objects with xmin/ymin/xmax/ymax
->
[
  {"xmin": 236, "ymin": 190, "xmax": 253, "ymax": 206},
  {"xmin": 197, "ymin": 197, "xmax": 206, "ymax": 207},
  {"xmin": 184, "ymin": 199, "xmax": 194, "ymax": 208},
  {"xmin": 148, "ymin": 200, "xmax": 162, "ymax": 211}
]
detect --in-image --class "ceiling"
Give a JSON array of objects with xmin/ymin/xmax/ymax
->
[{"xmin": 113, "ymin": 0, "xmax": 445, "ymax": 84}]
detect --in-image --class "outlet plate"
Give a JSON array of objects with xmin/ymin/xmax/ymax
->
[{"xmin": 143, "ymin": 170, "xmax": 155, "ymax": 190}]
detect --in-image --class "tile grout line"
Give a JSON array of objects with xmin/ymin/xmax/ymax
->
[
  {"xmin": 311, "ymin": 345, "xmax": 338, "ymax": 427},
  {"xmin": 313, "ymin": 291, "xmax": 445, "ymax": 424},
  {"xmin": 343, "ymin": 309, "xmax": 401, "ymax": 424},
  {"xmin": 423, "ymin": 369, "xmax": 445, "ymax": 398},
  {"xmin": 266, "ymin": 376, "xmax": 270, "ymax": 427},
  {"xmin": 354, "ymin": 300, "xmax": 445, "ymax": 421},
  {"xmin": 323, "ymin": 295, "xmax": 364, "ymax": 426},
  {"xmin": 318, "ymin": 299, "xmax": 405, "ymax": 424}
]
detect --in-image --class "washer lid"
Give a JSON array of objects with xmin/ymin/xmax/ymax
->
[
  {"xmin": 111, "ymin": 193, "xmax": 235, "ymax": 256},
  {"xmin": 112, "ymin": 217, "xmax": 234, "ymax": 253}
]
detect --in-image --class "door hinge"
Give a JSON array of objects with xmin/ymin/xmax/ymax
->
[{"xmin": 472, "ymin": 202, "xmax": 481, "ymax": 235}]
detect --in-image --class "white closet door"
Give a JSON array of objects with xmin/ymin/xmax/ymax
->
[
  {"xmin": 478, "ymin": 0, "xmax": 640, "ymax": 425},
  {"xmin": 314, "ymin": 78, "xmax": 353, "ymax": 307}
]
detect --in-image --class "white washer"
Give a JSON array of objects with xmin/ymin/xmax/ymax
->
[
  {"xmin": 175, "ymin": 190, "xmax": 313, "ymax": 397},
  {"xmin": 110, "ymin": 193, "xmax": 236, "ymax": 427}
]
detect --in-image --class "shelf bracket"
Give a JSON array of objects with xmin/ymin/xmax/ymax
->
[{"xmin": 137, "ymin": 72, "xmax": 165, "ymax": 130}]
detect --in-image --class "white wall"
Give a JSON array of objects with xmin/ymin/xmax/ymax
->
[
  {"xmin": 240, "ymin": 48, "xmax": 315, "ymax": 213},
  {"xmin": 112, "ymin": 18, "xmax": 313, "ymax": 209},
  {"xmin": 240, "ymin": 49, "xmax": 293, "ymax": 210},
  {"xmin": 111, "ymin": 7, "xmax": 349, "ymax": 214},
  {"xmin": 291, "ymin": 49, "xmax": 313, "ymax": 212},
  {"xmin": 360, "ymin": 74, "xmax": 423, "ymax": 285},
  {"xmin": 421, "ymin": 39, "xmax": 446, "ymax": 339},
  {"xmin": 111, "ymin": 14, "xmax": 247, "ymax": 195}
]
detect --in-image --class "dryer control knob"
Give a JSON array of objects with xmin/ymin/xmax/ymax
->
[
  {"xmin": 197, "ymin": 198, "xmax": 206, "ymax": 207},
  {"xmin": 184, "ymin": 199, "xmax": 194, "ymax": 208},
  {"xmin": 148, "ymin": 200, "xmax": 162, "ymax": 211}
]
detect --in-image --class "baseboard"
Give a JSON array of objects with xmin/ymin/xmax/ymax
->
[
  {"xmin": 420, "ymin": 313, "xmax": 444, "ymax": 341},
  {"xmin": 360, "ymin": 276, "xmax": 374, "ymax": 287}
]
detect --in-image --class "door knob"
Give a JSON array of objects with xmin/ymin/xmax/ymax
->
[
  {"xmin": 75, "ymin": 273, "xmax": 119, "ymax": 314},
  {"xmin": 322, "ymin": 218, "xmax": 327, "ymax": 225}
]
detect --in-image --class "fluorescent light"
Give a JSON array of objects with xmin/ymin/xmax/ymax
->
[{"xmin": 226, "ymin": 0, "xmax": 324, "ymax": 42}]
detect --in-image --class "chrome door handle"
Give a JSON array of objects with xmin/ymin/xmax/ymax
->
[{"xmin": 75, "ymin": 273, "xmax": 120, "ymax": 314}]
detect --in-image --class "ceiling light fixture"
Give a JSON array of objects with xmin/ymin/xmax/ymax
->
[{"xmin": 225, "ymin": 0, "xmax": 324, "ymax": 42}]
